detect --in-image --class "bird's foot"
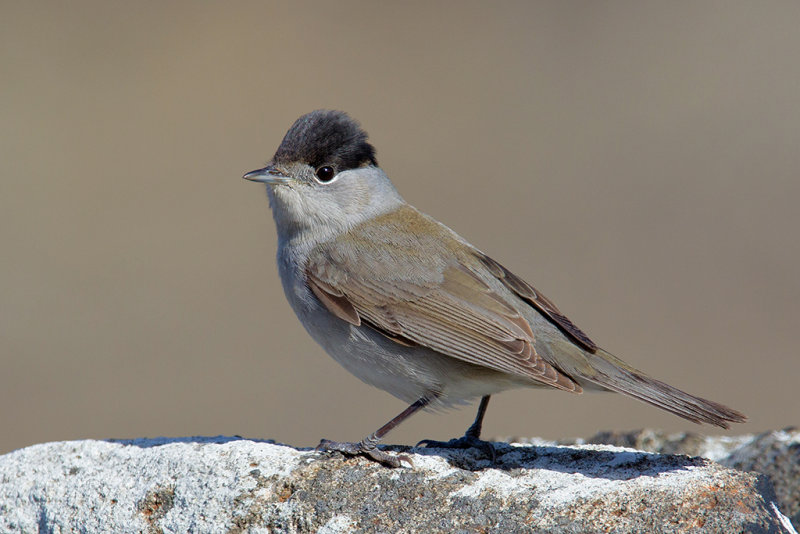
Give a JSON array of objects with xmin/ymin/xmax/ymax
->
[
  {"xmin": 315, "ymin": 438, "xmax": 411, "ymax": 468},
  {"xmin": 417, "ymin": 434, "xmax": 497, "ymax": 462}
]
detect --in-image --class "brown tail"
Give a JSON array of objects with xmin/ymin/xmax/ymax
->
[{"xmin": 585, "ymin": 349, "xmax": 747, "ymax": 429}]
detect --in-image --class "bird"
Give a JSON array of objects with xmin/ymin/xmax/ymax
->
[{"xmin": 243, "ymin": 110, "xmax": 746, "ymax": 467}]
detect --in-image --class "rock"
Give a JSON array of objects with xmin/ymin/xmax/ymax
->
[
  {"xmin": 0, "ymin": 436, "xmax": 795, "ymax": 533},
  {"xmin": 554, "ymin": 427, "xmax": 799, "ymax": 529}
]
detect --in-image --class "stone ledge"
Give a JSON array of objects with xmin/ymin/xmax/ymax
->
[
  {"xmin": 510, "ymin": 426, "xmax": 800, "ymax": 528},
  {"xmin": 0, "ymin": 435, "xmax": 795, "ymax": 533}
]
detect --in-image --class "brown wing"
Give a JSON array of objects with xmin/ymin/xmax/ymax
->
[
  {"xmin": 474, "ymin": 252, "xmax": 598, "ymax": 353},
  {"xmin": 305, "ymin": 207, "xmax": 581, "ymax": 393}
]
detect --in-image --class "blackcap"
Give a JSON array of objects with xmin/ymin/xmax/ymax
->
[{"xmin": 244, "ymin": 110, "xmax": 745, "ymax": 467}]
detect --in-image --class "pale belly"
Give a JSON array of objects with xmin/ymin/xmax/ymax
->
[{"xmin": 278, "ymin": 262, "xmax": 531, "ymax": 409}]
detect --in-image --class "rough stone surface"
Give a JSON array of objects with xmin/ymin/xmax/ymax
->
[
  {"xmin": 0, "ymin": 435, "xmax": 795, "ymax": 533},
  {"xmin": 511, "ymin": 427, "xmax": 800, "ymax": 529}
]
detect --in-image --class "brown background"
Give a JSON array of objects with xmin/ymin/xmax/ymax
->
[{"xmin": 1, "ymin": 2, "xmax": 798, "ymax": 454}]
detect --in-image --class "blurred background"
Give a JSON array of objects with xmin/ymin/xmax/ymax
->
[{"xmin": 1, "ymin": 2, "xmax": 798, "ymax": 454}]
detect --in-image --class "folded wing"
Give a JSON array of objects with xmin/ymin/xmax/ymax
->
[{"xmin": 305, "ymin": 207, "xmax": 581, "ymax": 393}]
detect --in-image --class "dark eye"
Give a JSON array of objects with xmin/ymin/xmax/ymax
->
[{"xmin": 315, "ymin": 166, "xmax": 335, "ymax": 183}]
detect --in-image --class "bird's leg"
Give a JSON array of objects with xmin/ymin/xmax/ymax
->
[
  {"xmin": 316, "ymin": 397, "xmax": 431, "ymax": 468},
  {"xmin": 417, "ymin": 395, "xmax": 496, "ymax": 460},
  {"xmin": 464, "ymin": 394, "xmax": 491, "ymax": 439}
]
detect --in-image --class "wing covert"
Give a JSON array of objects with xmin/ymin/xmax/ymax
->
[{"xmin": 304, "ymin": 208, "xmax": 581, "ymax": 393}]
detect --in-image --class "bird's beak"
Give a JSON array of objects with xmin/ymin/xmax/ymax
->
[{"xmin": 243, "ymin": 164, "xmax": 291, "ymax": 185}]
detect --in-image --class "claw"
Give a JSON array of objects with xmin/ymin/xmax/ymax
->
[
  {"xmin": 316, "ymin": 438, "xmax": 411, "ymax": 468},
  {"xmin": 416, "ymin": 435, "xmax": 497, "ymax": 462}
]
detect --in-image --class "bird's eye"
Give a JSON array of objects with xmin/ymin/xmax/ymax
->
[{"xmin": 315, "ymin": 166, "xmax": 336, "ymax": 183}]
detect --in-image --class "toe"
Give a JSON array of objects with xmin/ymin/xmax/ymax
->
[
  {"xmin": 315, "ymin": 439, "xmax": 409, "ymax": 468},
  {"xmin": 416, "ymin": 438, "xmax": 445, "ymax": 448},
  {"xmin": 368, "ymin": 450, "xmax": 412, "ymax": 468},
  {"xmin": 415, "ymin": 435, "xmax": 497, "ymax": 461}
]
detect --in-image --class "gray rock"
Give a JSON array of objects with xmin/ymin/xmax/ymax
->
[
  {"xmin": 552, "ymin": 427, "xmax": 799, "ymax": 529},
  {"xmin": 0, "ymin": 436, "xmax": 795, "ymax": 533}
]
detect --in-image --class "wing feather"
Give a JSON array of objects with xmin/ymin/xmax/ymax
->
[
  {"xmin": 304, "ymin": 207, "xmax": 581, "ymax": 393},
  {"xmin": 475, "ymin": 252, "xmax": 598, "ymax": 352}
]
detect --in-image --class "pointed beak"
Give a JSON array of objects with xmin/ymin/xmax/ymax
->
[{"xmin": 243, "ymin": 164, "xmax": 291, "ymax": 185}]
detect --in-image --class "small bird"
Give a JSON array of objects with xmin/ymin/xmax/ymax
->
[{"xmin": 244, "ymin": 110, "xmax": 745, "ymax": 467}]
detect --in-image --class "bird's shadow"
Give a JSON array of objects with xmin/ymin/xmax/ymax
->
[
  {"xmin": 107, "ymin": 435, "xmax": 705, "ymax": 481},
  {"xmin": 391, "ymin": 441, "xmax": 706, "ymax": 480}
]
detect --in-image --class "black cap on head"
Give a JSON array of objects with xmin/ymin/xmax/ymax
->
[{"xmin": 273, "ymin": 110, "xmax": 378, "ymax": 171}]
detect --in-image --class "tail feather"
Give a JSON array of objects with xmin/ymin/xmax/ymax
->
[{"xmin": 583, "ymin": 349, "xmax": 746, "ymax": 429}]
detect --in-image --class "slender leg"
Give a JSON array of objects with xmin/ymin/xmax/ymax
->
[
  {"xmin": 464, "ymin": 395, "xmax": 491, "ymax": 439},
  {"xmin": 417, "ymin": 395, "xmax": 496, "ymax": 461},
  {"xmin": 316, "ymin": 397, "xmax": 431, "ymax": 468}
]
